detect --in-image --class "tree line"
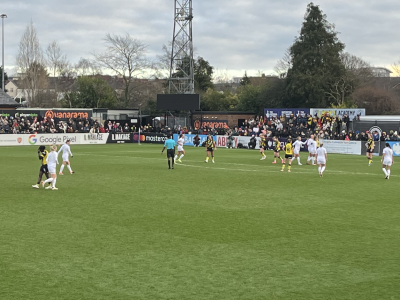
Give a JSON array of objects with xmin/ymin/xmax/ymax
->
[
  {"xmin": 202, "ymin": 3, "xmax": 400, "ymax": 115},
  {"xmin": 10, "ymin": 3, "xmax": 400, "ymax": 115}
]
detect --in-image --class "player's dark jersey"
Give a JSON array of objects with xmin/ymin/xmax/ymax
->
[
  {"xmin": 39, "ymin": 150, "xmax": 49, "ymax": 165},
  {"xmin": 206, "ymin": 139, "xmax": 215, "ymax": 149},
  {"xmin": 285, "ymin": 143, "xmax": 293, "ymax": 155},
  {"xmin": 260, "ymin": 137, "xmax": 267, "ymax": 147},
  {"xmin": 367, "ymin": 138, "xmax": 374, "ymax": 149},
  {"xmin": 274, "ymin": 141, "xmax": 281, "ymax": 152}
]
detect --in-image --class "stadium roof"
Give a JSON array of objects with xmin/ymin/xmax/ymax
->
[{"xmin": 0, "ymin": 89, "xmax": 19, "ymax": 108}]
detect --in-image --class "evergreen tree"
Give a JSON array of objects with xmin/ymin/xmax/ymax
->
[
  {"xmin": 201, "ymin": 88, "xmax": 239, "ymax": 111},
  {"xmin": 62, "ymin": 76, "xmax": 117, "ymax": 108},
  {"xmin": 194, "ymin": 56, "xmax": 214, "ymax": 92},
  {"xmin": 285, "ymin": 2, "xmax": 345, "ymax": 107},
  {"xmin": 240, "ymin": 71, "xmax": 251, "ymax": 86}
]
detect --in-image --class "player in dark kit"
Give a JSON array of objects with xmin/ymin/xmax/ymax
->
[
  {"xmin": 259, "ymin": 134, "xmax": 267, "ymax": 160},
  {"xmin": 281, "ymin": 139, "xmax": 294, "ymax": 172},
  {"xmin": 366, "ymin": 132, "xmax": 374, "ymax": 166},
  {"xmin": 205, "ymin": 135, "xmax": 216, "ymax": 163},
  {"xmin": 272, "ymin": 137, "xmax": 283, "ymax": 164},
  {"xmin": 32, "ymin": 146, "xmax": 51, "ymax": 188}
]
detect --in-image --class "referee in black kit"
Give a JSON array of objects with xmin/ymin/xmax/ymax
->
[{"xmin": 161, "ymin": 135, "xmax": 177, "ymax": 169}]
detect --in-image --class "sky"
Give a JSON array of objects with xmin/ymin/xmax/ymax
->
[{"xmin": 1, "ymin": 0, "xmax": 400, "ymax": 79}]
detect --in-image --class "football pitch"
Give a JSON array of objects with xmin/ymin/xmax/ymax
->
[{"xmin": 1, "ymin": 144, "xmax": 399, "ymax": 299}]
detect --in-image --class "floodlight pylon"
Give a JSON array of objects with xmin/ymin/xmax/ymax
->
[{"xmin": 169, "ymin": 0, "xmax": 194, "ymax": 94}]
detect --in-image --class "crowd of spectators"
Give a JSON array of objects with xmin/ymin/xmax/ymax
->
[
  {"xmin": 213, "ymin": 113, "xmax": 400, "ymax": 142},
  {"xmin": 1, "ymin": 112, "xmax": 400, "ymax": 142},
  {"xmin": 0, "ymin": 115, "xmax": 109, "ymax": 134},
  {"xmin": 110, "ymin": 113, "xmax": 400, "ymax": 142}
]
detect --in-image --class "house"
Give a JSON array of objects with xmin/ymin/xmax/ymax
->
[
  {"xmin": 7, "ymin": 73, "xmax": 167, "ymax": 108},
  {"xmin": 371, "ymin": 67, "xmax": 392, "ymax": 77},
  {"xmin": 0, "ymin": 88, "xmax": 19, "ymax": 109},
  {"xmin": 371, "ymin": 76, "xmax": 400, "ymax": 91},
  {"xmin": 214, "ymin": 74, "xmax": 280, "ymax": 93},
  {"xmin": 5, "ymin": 79, "xmax": 18, "ymax": 99}
]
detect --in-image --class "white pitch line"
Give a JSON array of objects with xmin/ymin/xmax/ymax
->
[
  {"xmin": 176, "ymin": 163, "xmax": 397, "ymax": 177},
  {"xmin": 77, "ymin": 152, "xmax": 397, "ymax": 177}
]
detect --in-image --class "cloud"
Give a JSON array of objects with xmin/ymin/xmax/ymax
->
[{"xmin": 2, "ymin": 0, "xmax": 400, "ymax": 77}]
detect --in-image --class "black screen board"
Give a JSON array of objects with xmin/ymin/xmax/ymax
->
[{"xmin": 157, "ymin": 94, "xmax": 200, "ymax": 110}]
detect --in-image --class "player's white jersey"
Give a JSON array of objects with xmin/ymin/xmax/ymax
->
[
  {"xmin": 316, "ymin": 146, "xmax": 327, "ymax": 163},
  {"xmin": 307, "ymin": 139, "xmax": 317, "ymax": 153},
  {"xmin": 177, "ymin": 138, "xmax": 185, "ymax": 151},
  {"xmin": 382, "ymin": 147, "xmax": 393, "ymax": 165},
  {"xmin": 58, "ymin": 144, "xmax": 73, "ymax": 160},
  {"xmin": 47, "ymin": 151, "xmax": 58, "ymax": 168},
  {"xmin": 177, "ymin": 138, "xmax": 184, "ymax": 147},
  {"xmin": 293, "ymin": 140, "xmax": 305, "ymax": 154}
]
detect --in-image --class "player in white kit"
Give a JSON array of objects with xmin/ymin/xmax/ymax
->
[
  {"xmin": 291, "ymin": 136, "xmax": 306, "ymax": 165},
  {"xmin": 41, "ymin": 145, "xmax": 59, "ymax": 190},
  {"xmin": 174, "ymin": 134, "xmax": 185, "ymax": 163},
  {"xmin": 306, "ymin": 135, "xmax": 317, "ymax": 165},
  {"xmin": 58, "ymin": 140, "xmax": 74, "ymax": 175},
  {"xmin": 316, "ymin": 143, "xmax": 327, "ymax": 177},
  {"xmin": 381, "ymin": 143, "xmax": 394, "ymax": 179}
]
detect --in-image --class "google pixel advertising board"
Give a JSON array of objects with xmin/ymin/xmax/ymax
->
[{"xmin": 157, "ymin": 94, "xmax": 200, "ymax": 110}]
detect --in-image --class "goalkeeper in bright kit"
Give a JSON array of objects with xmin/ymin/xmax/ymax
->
[{"xmin": 58, "ymin": 140, "xmax": 75, "ymax": 175}]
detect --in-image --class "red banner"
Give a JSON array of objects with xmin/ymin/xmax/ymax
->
[{"xmin": 194, "ymin": 119, "xmax": 229, "ymax": 129}]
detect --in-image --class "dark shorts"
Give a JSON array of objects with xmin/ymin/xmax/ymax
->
[
  {"xmin": 285, "ymin": 154, "xmax": 293, "ymax": 159},
  {"xmin": 40, "ymin": 164, "xmax": 49, "ymax": 173},
  {"xmin": 207, "ymin": 148, "xmax": 214, "ymax": 152},
  {"xmin": 167, "ymin": 149, "xmax": 175, "ymax": 158},
  {"xmin": 366, "ymin": 149, "xmax": 373, "ymax": 153}
]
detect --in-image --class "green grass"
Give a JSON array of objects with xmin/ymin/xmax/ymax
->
[{"xmin": 1, "ymin": 144, "xmax": 399, "ymax": 300}]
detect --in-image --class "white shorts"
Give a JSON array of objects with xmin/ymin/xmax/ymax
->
[
  {"xmin": 62, "ymin": 154, "xmax": 69, "ymax": 162},
  {"xmin": 177, "ymin": 146, "xmax": 184, "ymax": 152},
  {"xmin": 294, "ymin": 149, "xmax": 300, "ymax": 155},
  {"xmin": 383, "ymin": 160, "xmax": 392, "ymax": 166},
  {"xmin": 309, "ymin": 150, "xmax": 316, "ymax": 155},
  {"xmin": 48, "ymin": 164, "xmax": 56, "ymax": 174},
  {"xmin": 317, "ymin": 158, "xmax": 326, "ymax": 165}
]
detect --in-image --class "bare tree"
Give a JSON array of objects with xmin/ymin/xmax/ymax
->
[
  {"xmin": 212, "ymin": 68, "xmax": 232, "ymax": 83},
  {"xmin": 155, "ymin": 43, "xmax": 172, "ymax": 78},
  {"xmin": 75, "ymin": 57, "xmax": 101, "ymax": 76},
  {"xmin": 273, "ymin": 48, "xmax": 292, "ymax": 78},
  {"xmin": 353, "ymin": 86, "xmax": 400, "ymax": 114},
  {"xmin": 45, "ymin": 40, "xmax": 69, "ymax": 77},
  {"xmin": 16, "ymin": 20, "xmax": 46, "ymax": 105},
  {"xmin": 93, "ymin": 33, "xmax": 151, "ymax": 107},
  {"xmin": 326, "ymin": 52, "xmax": 373, "ymax": 106}
]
